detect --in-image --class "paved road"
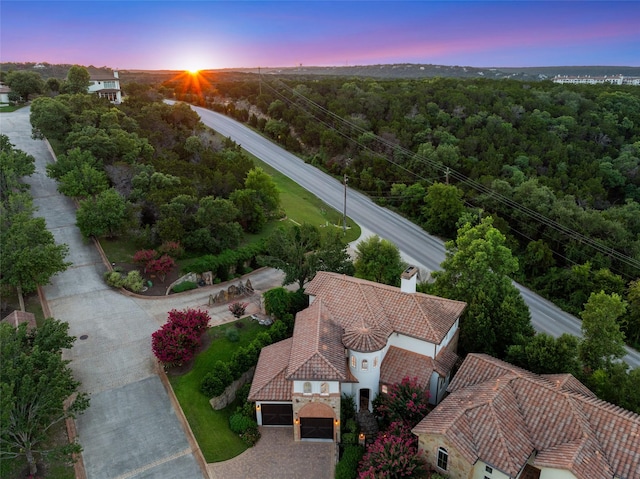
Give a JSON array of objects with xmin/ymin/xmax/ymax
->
[
  {"xmin": 1, "ymin": 108, "xmax": 206, "ymax": 479},
  {"xmin": 182, "ymin": 104, "xmax": 640, "ymax": 369}
]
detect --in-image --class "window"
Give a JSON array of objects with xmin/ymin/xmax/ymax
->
[
  {"xmin": 104, "ymin": 81, "xmax": 116, "ymax": 89},
  {"xmin": 361, "ymin": 359, "xmax": 368, "ymax": 371},
  {"xmin": 437, "ymin": 447, "xmax": 448, "ymax": 471},
  {"xmin": 303, "ymin": 382, "xmax": 312, "ymax": 394},
  {"xmin": 351, "ymin": 356, "xmax": 356, "ymax": 368},
  {"xmin": 381, "ymin": 385, "xmax": 388, "ymax": 394},
  {"xmin": 485, "ymin": 465, "xmax": 493, "ymax": 474},
  {"xmin": 320, "ymin": 382, "xmax": 329, "ymax": 395}
]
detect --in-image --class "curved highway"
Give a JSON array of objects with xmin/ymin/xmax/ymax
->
[{"xmin": 181, "ymin": 103, "xmax": 640, "ymax": 369}]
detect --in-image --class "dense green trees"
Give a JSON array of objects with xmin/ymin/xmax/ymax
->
[
  {"xmin": 63, "ymin": 65, "xmax": 91, "ymax": 94},
  {"xmin": 353, "ymin": 235, "xmax": 405, "ymax": 286},
  {"xmin": 5, "ymin": 70, "xmax": 44, "ymax": 101},
  {"xmin": 0, "ymin": 319, "xmax": 89, "ymax": 475},
  {"xmin": 429, "ymin": 217, "xmax": 534, "ymax": 357}
]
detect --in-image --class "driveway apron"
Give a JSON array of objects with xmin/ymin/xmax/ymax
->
[{"xmin": 1, "ymin": 109, "xmax": 205, "ymax": 479}]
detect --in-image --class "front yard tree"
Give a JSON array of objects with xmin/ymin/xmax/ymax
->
[
  {"xmin": 5, "ymin": 70, "xmax": 44, "ymax": 102},
  {"xmin": 0, "ymin": 212, "xmax": 70, "ymax": 311},
  {"xmin": 0, "ymin": 319, "xmax": 89, "ymax": 475},
  {"xmin": 579, "ymin": 290, "xmax": 627, "ymax": 372},
  {"xmin": 353, "ymin": 235, "xmax": 405, "ymax": 287},
  {"xmin": 422, "ymin": 182, "xmax": 465, "ymax": 238},
  {"xmin": 430, "ymin": 216, "xmax": 534, "ymax": 357},
  {"xmin": 0, "ymin": 134, "xmax": 36, "ymax": 201},
  {"xmin": 76, "ymin": 188, "xmax": 128, "ymax": 238}
]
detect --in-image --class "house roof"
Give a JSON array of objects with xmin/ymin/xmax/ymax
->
[
  {"xmin": 90, "ymin": 73, "xmax": 118, "ymax": 81},
  {"xmin": 1, "ymin": 310, "xmax": 37, "ymax": 330},
  {"xmin": 380, "ymin": 346, "xmax": 434, "ymax": 389},
  {"xmin": 248, "ymin": 338, "xmax": 293, "ymax": 402},
  {"xmin": 286, "ymin": 300, "xmax": 348, "ymax": 381},
  {"xmin": 412, "ymin": 354, "xmax": 640, "ymax": 479},
  {"xmin": 305, "ymin": 272, "xmax": 466, "ymax": 352}
]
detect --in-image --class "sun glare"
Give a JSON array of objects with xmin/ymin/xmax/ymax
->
[{"xmin": 187, "ymin": 68, "xmax": 200, "ymax": 75}]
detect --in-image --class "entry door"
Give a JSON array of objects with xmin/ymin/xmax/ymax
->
[
  {"xmin": 300, "ymin": 418, "xmax": 333, "ymax": 439},
  {"xmin": 359, "ymin": 388, "xmax": 370, "ymax": 411}
]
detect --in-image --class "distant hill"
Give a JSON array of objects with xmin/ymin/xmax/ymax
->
[{"xmin": 3, "ymin": 62, "xmax": 640, "ymax": 83}]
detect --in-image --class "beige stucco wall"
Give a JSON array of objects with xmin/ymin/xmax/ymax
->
[{"xmin": 539, "ymin": 468, "xmax": 577, "ymax": 479}]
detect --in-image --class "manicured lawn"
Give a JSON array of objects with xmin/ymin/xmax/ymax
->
[
  {"xmin": 169, "ymin": 317, "xmax": 267, "ymax": 462},
  {"xmin": 0, "ymin": 104, "xmax": 22, "ymax": 113}
]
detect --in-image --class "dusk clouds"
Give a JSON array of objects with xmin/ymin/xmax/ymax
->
[{"xmin": 2, "ymin": 1, "xmax": 639, "ymax": 70}]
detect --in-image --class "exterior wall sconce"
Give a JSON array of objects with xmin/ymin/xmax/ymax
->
[
  {"xmin": 359, "ymin": 433, "xmax": 365, "ymax": 446},
  {"xmin": 256, "ymin": 403, "xmax": 261, "ymax": 410},
  {"xmin": 335, "ymin": 419, "xmax": 340, "ymax": 426},
  {"xmin": 294, "ymin": 418, "xmax": 300, "ymax": 424}
]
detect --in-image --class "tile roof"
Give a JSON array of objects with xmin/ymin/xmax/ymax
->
[
  {"xmin": 380, "ymin": 346, "xmax": 434, "ymax": 389},
  {"xmin": 248, "ymin": 338, "xmax": 292, "ymax": 402},
  {"xmin": 412, "ymin": 354, "xmax": 640, "ymax": 479},
  {"xmin": 1, "ymin": 310, "xmax": 37, "ymax": 330},
  {"xmin": 285, "ymin": 300, "xmax": 348, "ymax": 381},
  {"xmin": 305, "ymin": 272, "xmax": 466, "ymax": 351}
]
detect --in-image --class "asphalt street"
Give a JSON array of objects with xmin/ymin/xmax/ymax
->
[{"xmin": 182, "ymin": 103, "xmax": 640, "ymax": 369}]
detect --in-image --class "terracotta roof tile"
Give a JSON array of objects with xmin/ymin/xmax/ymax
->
[
  {"xmin": 1, "ymin": 310, "xmax": 37, "ymax": 330},
  {"xmin": 248, "ymin": 339, "xmax": 292, "ymax": 402},
  {"xmin": 380, "ymin": 346, "xmax": 434, "ymax": 389},
  {"xmin": 286, "ymin": 300, "xmax": 347, "ymax": 381},
  {"xmin": 413, "ymin": 354, "xmax": 640, "ymax": 479},
  {"xmin": 305, "ymin": 272, "xmax": 465, "ymax": 351}
]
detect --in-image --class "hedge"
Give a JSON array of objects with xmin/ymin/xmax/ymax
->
[{"xmin": 182, "ymin": 241, "xmax": 266, "ymax": 275}]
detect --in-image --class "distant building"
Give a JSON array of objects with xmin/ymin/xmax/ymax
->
[
  {"xmin": 88, "ymin": 71, "xmax": 121, "ymax": 103},
  {"xmin": 0, "ymin": 83, "xmax": 13, "ymax": 104},
  {"xmin": 553, "ymin": 74, "xmax": 640, "ymax": 85}
]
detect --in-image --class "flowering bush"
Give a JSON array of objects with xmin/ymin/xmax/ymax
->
[
  {"xmin": 151, "ymin": 308, "xmax": 211, "ymax": 366},
  {"xmin": 373, "ymin": 376, "xmax": 430, "ymax": 429},
  {"xmin": 133, "ymin": 249, "xmax": 157, "ymax": 271},
  {"xmin": 228, "ymin": 302, "xmax": 249, "ymax": 318},
  {"xmin": 358, "ymin": 422, "xmax": 426, "ymax": 478}
]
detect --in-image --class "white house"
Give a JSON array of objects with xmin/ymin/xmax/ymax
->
[
  {"xmin": 88, "ymin": 71, "xmax": 121, "ymax": 104},
  {"xmin": 0, "ymin": 83, "xmax": 13, "ymax": 104},
  {"xmin": 248, "ymin": 268, "xmax": 466, "ymax": 441}
]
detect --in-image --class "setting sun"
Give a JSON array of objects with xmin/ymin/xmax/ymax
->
[{"xmin": 187, "ymin": 68, "xmax": 200, "ymax": 75}]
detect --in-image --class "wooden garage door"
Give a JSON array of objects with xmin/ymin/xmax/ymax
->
[
  {"xmin": 300, "ymin": 417, "xmax": 333, "ymax": 439},
  {"xmin": 261, "ymin": 404, "xmax": 293, "ymax": 425}
]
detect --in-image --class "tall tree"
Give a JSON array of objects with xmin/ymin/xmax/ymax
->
[
  {"xmin": 0, "ymin": 135, "xmax": 35, "ymax": 201},
  {"xmin": 76, "ymin": 188, "xmax": 128, "ymax": 238},
  {"xmin": 421, "ymin": 182, "xmax": 465, "ymax": 238},
  {"xmin": 29, "ymin": 97, "xmax": 72, "ymax": 141},
  {"xmin": 353, "ymin": 235, "xmax": 405, "ymax": 286},
  {"xmin": 5, "ymin": 70, "xmax": 44, "ymax": 101},
  {"xmin": 63, "ymin": 65, "xmax": 91, "ymax": 94},
  {"xmin": 431, "ymin": 216, "xmax": 534, "ymax": 357},
  {"xmin": 506, "ymin": 333, "xmax": 581, "ymax": 376},
  {"xmin": 0, "ymin": 319, "xmax": 89, "ymax": 475},
  {"xmin": 579, "ymin": 290, "xmax": 627, "ymax": 371},
  {"xmin": 0, "ymin": 212, "xmax": 70, "ymax": 311},
  {"xmin": 244, "ymin": 167, "xmax": 280, "ymax": 215}
]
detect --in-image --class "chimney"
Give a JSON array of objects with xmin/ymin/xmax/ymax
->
[
  {"xmin": 400, "ymin": 265, "xmax": 418, "ymax": 294},
  {"xmin": 113, "ymin": 71, "xmax": 119, "ymax": 79}
]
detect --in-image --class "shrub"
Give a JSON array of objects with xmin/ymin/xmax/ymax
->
[
  {"xmin": 229, "ymin": 413, "xmax": 257, "ymax": 434},
  {"xmin": 124, "ymin": 270, "xmax": 144, "ymax": 293},
  {"xmin": 158, "ymin": 241, "xmax": 184, "ymax": 258},
  {"xmin": 335, "ymin": 445, "xmax": 364, "ymax": 479},
  {"xmin": 240, "ymin": 426, "xmax": 260, "ymax": 447},
  {"xmin": 151, "ymin": 308, "xmax": 211, "ymax": 367},
  {"xmin": 201, "ymin": 373, "xmax": 225, "ymax": 397},
  {"xmin": 104, "ymin": 270, "xmax": 125, "ymax": 288},
  {"xmin": 225, "ymin": 327, "xmax": 240, "ymax": 342},
  {"xmin": 373, "ymin": 376, "xmax": 430, "ymax": 429},
  {"xmin": 146, "ymin": 254, "xmax": 176, "ymax": 283},
  {"xmin": 228, "ymin": 302, "xmax": 248, "ymax": 318},
  {"xmin": 172, "ymin": 281, "xmax": 198, "ymax": 293},
  {"xmin": 133, "ymin": 249, "xmax": 157, "ymax": 271},
  {"xmin": 357, "ymin": 422, "xmax": 426, "ymax": 479}
]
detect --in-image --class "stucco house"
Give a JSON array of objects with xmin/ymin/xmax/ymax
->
[
  {"xmin": 0, "ymin": 83, "xmax": 13, "ymax": 104},
  {"xmin": 412, "ymin": 353, "xmax": 640, "ymax": 479},
  {"xmin": 88, "ymin": 71, "xmax": 121, "ymax": 104},
  {"xmin": 249, "ymin": 268, "xmax": 466, "ymax": 441}
]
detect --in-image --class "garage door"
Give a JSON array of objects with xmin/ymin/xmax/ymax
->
[
  {"xmin": 261, "ymin": 404, "xmax": 293, "ymax": 425},
  {"xmin": 300, "ymin": 417, "xmax": 333, "ymax": 439}
]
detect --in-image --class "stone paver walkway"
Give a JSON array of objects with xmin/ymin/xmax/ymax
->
[{"xmin": 207, "ymin": 427, "xmax": 335, "ymax": 479}]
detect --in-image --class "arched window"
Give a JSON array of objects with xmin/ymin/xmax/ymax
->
[
  {"xmin": 303, "ymin": 382, "xmax": 312, "ymax": 394},
  {"xmin": 351, "ymin": 356, "xmax": 356, "ymax": 368},
  {"xmin": 437, "ymin": 447, "xmax": 448, "ymax": 471},
  {"xmin": 320, "ymin": 382, "xmax": 329, "ymax": 395},
  {"xmin": 361, "ymin": 359, "xmax": 368, "ymax": 371}
]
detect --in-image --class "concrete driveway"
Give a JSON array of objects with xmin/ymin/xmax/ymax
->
[{"xmin": 1, "ymin": 107, "xmax": 335, "ymax": 479}]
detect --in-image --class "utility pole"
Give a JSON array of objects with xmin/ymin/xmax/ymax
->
[
  {"xmin": 343, "ymin": 173, "xmax": 348, "ymax": 234},
  {"xmin": 258, "ymin": 66, "xmax": 261, "ymax": 96}
]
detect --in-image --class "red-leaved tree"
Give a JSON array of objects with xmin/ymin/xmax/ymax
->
[
  {"xmin": 152, "ymin": 308, "xmax": 211, "ymax": 366},
  {"xmin": 133, "ymin": 249, "xmax": 157, "ymax": 272},
  {"xmin": 358, "ymin": 421, "xmax": 426, "ymax": 478},
  {"xmin": 146, "ymin": 254, "xmax": 176, "ymax": 282},
  {"xmin": 373, "ymin": 376, "xmax": 430, "ymax": 429}
]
